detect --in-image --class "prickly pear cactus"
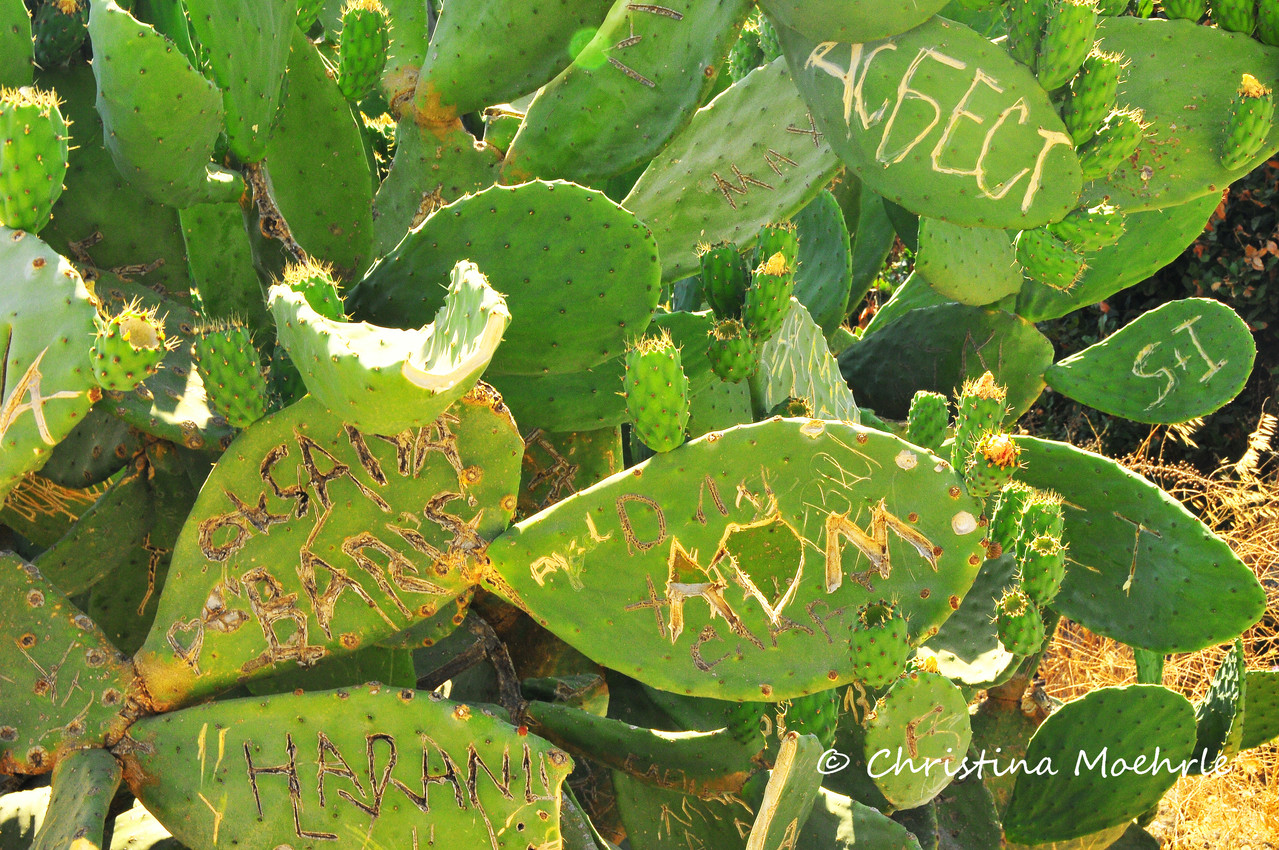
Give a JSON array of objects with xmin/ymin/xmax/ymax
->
[{"xmin": 0, "ymin": 1, "xmax": 1276, "ymax": 845}]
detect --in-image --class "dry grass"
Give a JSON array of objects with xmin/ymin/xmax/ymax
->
[{"xmin": 1037, "ymin": 413, "xmax": 1279, "ymax": 849}]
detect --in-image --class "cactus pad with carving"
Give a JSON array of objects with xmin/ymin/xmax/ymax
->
[
  {"xmin": 272, "ymin": 261, "xmax": 510, "ymax": 434},
  {"xmin": 133, "ymin": 390, "xmax": 523, "ymax": 709},
  {"xmin": 118, "ymin": 684, "xmax": 573, "ymax": 850},
  {"xmin": 0, "ymin": 86, "xmax": 68, "ymax": 233},
  {"xmin": 482, "ymin": 419, "xmax": 986, "ymax": 701}
]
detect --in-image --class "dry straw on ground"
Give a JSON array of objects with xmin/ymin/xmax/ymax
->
[{"xmin": 1037, "ymin": 414, "xmax": 1279, "ymax": 849}]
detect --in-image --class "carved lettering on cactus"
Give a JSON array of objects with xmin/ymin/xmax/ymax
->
[
  {"xmin": 694, "ymin": 475, "xmax": 729, "ymax": 525},
  {"xmin": 521, "ymin": 429, "xmax": 579, "ymax": 511},
  {"xmin": 786, "ymin": 112, "xmax": 825, "ymax": 147},
  {"xmin": 616, "ymin": 493, "xmax": 668, "ymax": 552},
  {"xmin": 823, "ymin": 500, "xmax": 940, "ymax": 592},
  {"xmin": 1131, "ymin": 315, "xmax": 1229, "ymax": 410},
  {"xmin": 241, "ymin": 730, "xmax": 561, "ymax": 849},
  {"xmin": 0, "ymin": 347, "xmax": 85, "ymax": 446},
  {"xmin": 804, "ymin": 43, "xmax": 1073, "ymax": 212}
]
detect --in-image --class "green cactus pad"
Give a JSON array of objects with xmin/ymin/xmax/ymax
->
[
  {"xmin": 995, "ymin": 589, "xmax": 1045, "ymax": 655},
  {"xmin": 806, "ymin": 788, "xmax": 924, "ymax": 849},
  {"xmin": 368, "ymin": 0, "xmax": 428, "ymax": 109},
  {"xmin": 860, "ymin": 271, "xmax": 949, "ymax": 339},
  {"xmin": 1077, "ymin": 106, "xmax": 1146, "ymax": 181},
  {"xmin": 1003, "ymin": 685, "xmax": 1197, "ymax": 844},
  {"xmin": 1191, "ymin": 639, "xmax": 1245, "ymax": 774},
  {"xmin": 623, "ymin": 58, "xmax": 840, "ymax": 283},
  {"xmin": 745, "ymin": 732, "xmax": 825, "ymax": 848},
  {"xmin": 916, "ymin": 218, "xmax": 1022, "ymax": 307},
  {"xmin": 0, "ymin": 86, "xmax": 68, "ymax": 233},
  {"xmin": 780, "ymin": 16, "xmax": 1082, "ymax": 229},
  {"xmin": 840, "ymin": 304, "xmax": 1054, "ymax": 422},
  {"xmin": 193, "ymin": 323, "xmax": 270, "ymax": 430},
  {"xmin": 370, "ymin": 119, "xmax": 501, "ymax": 256},
  {"xmin": 751, "ymin": 301, "xmax": 859, "ymax": 422},
  {"xmin": 623, "ymin": 333, "xmax": 691, "ymax": 454},
  {"xmin": 758, "ymin": 0, "xmax": 949, "ymax": 42},
  {"xmin": 133, "ymin": 390, "xmax": 523, "ymax": 710},
  {"xmin": 1262, "ymin": 0, "xmax": 1279, "ymax": 44},
  {"xmin": 412, "ymin": 0, "xmax": 613, "ymax": 125},
  {"xmin": 184, "ymin": 0, "xmax": 293, "ymax": 162},
  {"xmin": 0, "ymin": 553, "xmax": 136, "ymax": 773},
  {"xmin": 863, "ymin": 671, "xmax": 973, "ymax": 809},
  {"xmin": 525, "ymin": 700, "xmax": 759, "ymax": 795},
  {"xmin": 934, "ymin": 770, "xmax": 1003, "ymax": 849},
  {"xmin": 35, "ymin": 64, "xmax": 191, "ymax": 295},
  {"xmin": 1015, "ymin": 191, "xmax": 1221, "ymax": 321},
  {"xmin": 688, "ymin": 379, "xmax": 753, "ymax": 438},
  {"xmin": 264, "ymin": 27, "xmax": 374, "ymax": 279},
  {"xmin": 1165, "ymin": 0, "xmax": 1208, "ymax": 17},
  {"xmin": 1015, "ymin": 436, "xmax": 1266, "ymax": 652},
  {"xmin": 1213, "ymin": 0, "xmax": 1257, "ymax": 32},
  {"xmin": 1016, "ymin": 226, "xmax": 1088, "ymax": 291},
  {"xmin": 483, "ymin": 418, "xmax": 986, "ymax": 701},
  {"xmin": 1046, "ymin": 202, "xmax": 1126, "ymax": 251},
  {"xmin": 272, "ymin": 261, "xmax": 510, "ymax": 434},
  {"xmin": 181, "ymin": 201, "xmax": 271, "ymax": 333},
  {"xmin": 501, "ymin": 0, "xmax": 751, "ymax": 184},
  {"xmin": 0, "ymin": 0, "xmax": 33, "ymax": 87},
  {"xmin": 0, "ymin": 228, "xmax": 99, "ymax": 503},
  {"xmin": 352, "ymin": 179, "xmax": 661, "ymax": 378},
  {"xmin": 518, "ymin": 427, "xmax": 624, "ymax": 521},
  {"xmin": 1240, "ymin": 670, "xmax": 1279, "ymax": 750},
  {"xmin": 118, "ymin": 684, "xmax": 573, "ymax": 850},
  {"xmin": 1043, "ymin": 298, "xmax": 1255, "ymax": 424},
  {"xmin": 1082, "ymin": 17, "xmax": 1279, "ymax": 211},
  {"xmin": 36, "ymin": 403, "xmax": 138, "ymax": 488},
  {"xmin": 30, "ymin": 746, "xmax": 120, "ymax": 850},
  {"xmin": 485, "ymin": 312, "xmax": 717, "ymax": 433},
  {"xmin": 792, "ymin": 190, "xmax": 854, "ymax": 337},
  {"xmin": 87, "ymin": 0, "xmax": 231, "ymax": 208},
  {"xmin": 783, "ymin": 690, "xmax": 841, "ymax": 750}
]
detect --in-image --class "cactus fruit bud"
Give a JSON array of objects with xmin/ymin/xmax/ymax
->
[
  {"xmin": 952, "ymin": 371, "xmax": 1009, "ymax": 472},
  {"xmin": 193, "ymin": 322, "xmax": 270, "ymax": 428},
  {"xmin": 727, "ymin": 19, "xmax": 764, "ymax": 83},
  {"xmin": 1221, "ymin": 75, "xmax": 1274, "ymax": 171},
  {"xmin": 996, "ymin": 589, "xmax": 1046, "ymax": 655},
  {"xmin": 90, "ymin": 301, "xmax": 171, "ymax": 392},
  {"xmin": 758, "ymin": 14, "xmax": 782, "ymax": 62},
  {"xmin": 1061, "ymin": 48, "xmax": 1124, "ymax": 145},
  {"xmin": 1047, "ymin": 203, "xmax": 1127, "ymax": 251},
  {"xmin": 1036, "ymin": 0, "xmax": 1099, "ymax": 92},
  {"xmin": 1076, "ymin": 107, "xmax": 1147, "ymax": 180},
  {"xmin": 989, "ymin": 480, "xmax": 1037, "ymax": 558},
  {"xmin": 281, "ymin": 259, "xmax": 345, "ymax": 322},
  {"xmin": 849, "ymin": 601, "xmax": 910, "ymax": 688},
  {"xmin": 1019, "ymin": 534, "xmax": 1067, "ymax": 606},
  {"xmin": 964, "ymin": 431, "xmax": 1022, "ymax": 498},
  {"xmin": 1017, "ymin": 226, "xmax": 1088, "ymax": 291},
  {"xmin": 905, "ymin": 390, "xmax": 950, "ymax": 454},
  {"xmin": 33, "ymin": 0, "xmax": 89, "ymax": 69},
  {"xmin": 768, "ymin": 396, "xmax": 814, "ymax": 418},
  {"xmin": 0, "ymin": 87, "xmax": 69, "ymax": 233},
  {"xmin": 337, "ymin": 0, "xmax": 391, "ymax": 103},
  {"xmin": 1163, "ymin": 0, "xmax": 1208, "ymax": 19},
  {"xmin": 1005, "ymin": 0, "xmax": 1049, "ymax": 68},
  {"xmin": 699, "ymin": 241, "xmax": 750, "ymax": 319},
  {"xmin": 622, "ymin": 330, "xmax": 690, "ymax": 453},
  {"xmin": 752, "ymin": 220, "xmax": 799, "ymax": 272},
  {"xmin": 743, "ymin": 252, "xmax": 795, "ymax": 342},
  {"xmin": 706, "ymin": 318, "xmax": 760, "ymax": 383},
  {"xmin": 1015, "ymin": 490, "xmax": 1066, "ymax": 554},
  {"xmin": 1211, "ymin": 0, "xmax": 1257, "ymax": 32}
]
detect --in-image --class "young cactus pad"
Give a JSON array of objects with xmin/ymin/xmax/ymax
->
[
  {"xmin": 0, "ymin": 86, "xmax": 68, "ymax": 233},
  {"xmin": 132, "ymin": 389, "xmax": 523, "ymax": 710},
  {"xmin": 482, "ymin": 418, "xmax": 986, "ymax": 701},
  {"xmin": 271, "ymin": 260, "xmax": 510, "ymax": 434}
]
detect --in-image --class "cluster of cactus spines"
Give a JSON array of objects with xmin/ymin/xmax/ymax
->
[
  {"xmin": 89, "ymin": 301, "xmax": 171, "ymax": 393},
  {"xmin": 622, "ymin": 330, "xmax": 690, "ymax": 453},
  {"xmin": 2, "ymin": 0, "xmax": 1279, "ymax": 845},
  {"xmin": 191, "ymin": 322, "xmax": 269, "ymax": 429},
  {"xmin": 0, "ymin": 86, "xmax": 67, "ymax": 233},
  {"xmin": 849, "ymin": 601, "xmax": 911, "ymax": 687},
  {"xmin": 1222, "ymin": 74, "xmax": 1275, "ymax": 169},
  {"xmin": 337, "ymin": 0, "xmax": 391, "ymax": 102}
]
